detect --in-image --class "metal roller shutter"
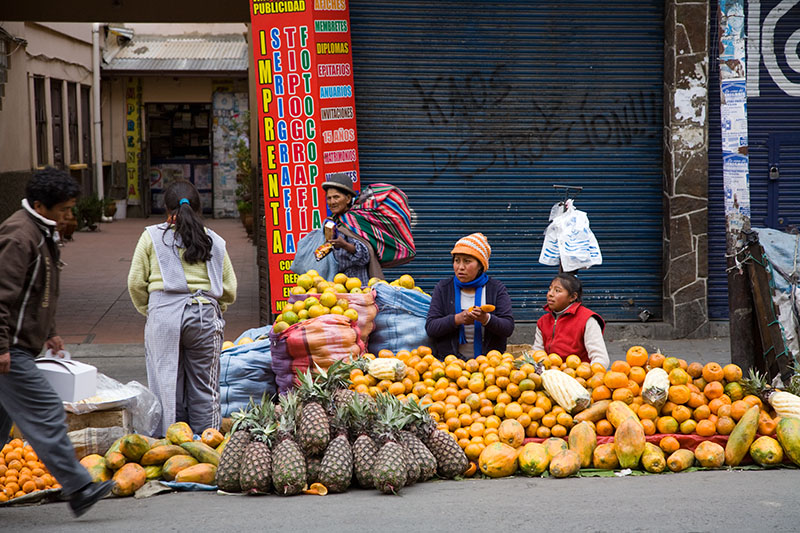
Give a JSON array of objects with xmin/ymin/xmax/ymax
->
[
  {"xmin": 708, "ymin": 0, "xmax": 800, "ymax": 319},
  {"xmin": 349, "ymin": 0, "xmax": 664, "ymax": 320}
]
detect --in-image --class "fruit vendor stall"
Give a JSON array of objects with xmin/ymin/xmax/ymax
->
[{"xmin": 3, "ymin": 275, "xmax": 800, "ymax": 506}]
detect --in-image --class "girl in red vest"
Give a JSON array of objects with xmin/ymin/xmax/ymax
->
[{"xmin": 533, "ymin": 273, "xmax": 609, "ymax": 368}]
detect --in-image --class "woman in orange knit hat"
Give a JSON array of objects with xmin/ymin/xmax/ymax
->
[{"xmin": 426, "ymin": 233, "xmax": 515, "ymax": 360}]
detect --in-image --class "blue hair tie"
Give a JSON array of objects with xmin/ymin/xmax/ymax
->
[{"xmin": 179, "ymin": 198, "xmax": 190, "ymax": 206}]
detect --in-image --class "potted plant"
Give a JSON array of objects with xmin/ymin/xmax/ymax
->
[
  {"xmin": 104, "ymin": 198, "xmax": 117, "ymax": 219},
  {"xmin": 73, "ymin": 195, "xmax": 104, "ymax": 231},
  {"xmin": 237, "ymin": 199, "xmax": 253, "ymax": 236}
]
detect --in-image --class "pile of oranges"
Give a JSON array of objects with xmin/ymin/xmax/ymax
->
[
  {"xmin": 0, "ymin": 438, "xmax": 60, "ymax": 502},
  {"xmin": 348, "ymin": 345, "xmax": 778, "ymax": 463}
]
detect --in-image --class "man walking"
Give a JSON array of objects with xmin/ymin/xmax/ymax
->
[{"xmin": 0, "ymin": 167, "xmax": 113, "ymax": 517}]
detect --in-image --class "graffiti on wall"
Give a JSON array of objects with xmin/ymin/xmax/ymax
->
[
  {"xmin": 747, "ymin": 0, "xmax": 800, "ymax": 97},
  {"xmin": 413, "ymin": 67, "xmax": 660, "ymax": 179}
]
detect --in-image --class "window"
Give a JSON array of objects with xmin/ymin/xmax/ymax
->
[
  {"xmin": 67, "ymin": 82, "xmax": 79, "ymax": 164},
  {"xmin": 81, "ymin": 85, "xmax": 91, "ymax": 164},
  {"xmin": 0, "ymin": 39, "xmax": 7, "ymax": 110},
  {"xmin": 33, "ymin": 76, "xmax": 48, "ymax": 167},
  {"xmin": 50, "ymin": 79, "xmax": 64, "ymax": 169}
]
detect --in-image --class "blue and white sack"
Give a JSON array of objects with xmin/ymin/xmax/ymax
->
[
  {"xmin": 219, "ymin": 326, "xmax": 276, "ymax": 417},
  {"xmin": 369, "ymin": 283, "xmax": 433, "ymax": 353},
  {"xmin": 291, "ymin": 229, "xmax": 339, "ymax": 280}
]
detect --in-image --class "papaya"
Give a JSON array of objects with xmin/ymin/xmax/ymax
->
[
  {"xmin": 105, "ymin": 451, "xmax": 127, "ymax": 470},
  {"xmin": 641, "ymin": 443, "xmax": 666, "ymax": 473},
  {"xmin": 725, "ymin": 404, "xmax": 760, "ymax": 466},
  {"xmin": 568, "ymin": 421, "xmax": 597, "ymax": 468},
  {"xmin": 112, "ymin": 463, "xmax": 147, "ymax": 497},
  {"xmin": 775, "ymin": 416, "xmax": 800, "ymax": 466},
  {"xmin": 573, "ymin": 400, "xmax": 611, "ymax": 424},
  {"xmin": 750, "ymin": 436, "xmax": 784, "ymax": 466},
  {"xmin": 79, "ymin": 454, "xmax": 112, "ymax": 483},
  {"xmin": 216, "ymin": 434, "xmax": 230, "ymax": 455},
  {"xmin": 140, "ymin": 445, "xmax": 191, "ymax": 466},
  {"xmin": 518, "ymin": 442, "xmax": 550, "ymax": 476},
  {"xmin": 592, "ymin": 443, "xmax": 619, "ymax": 470},
  {"xmin": 497, "ymin": 420, "xmax": 525, "ymax": 448},
  {"xmin": 151, "ymin": 438, "xmax": 171, "ymax": 448},
  {"xmin": 201, "ymin": 428, "xmax": 225, "ymax": 448},
  {"xmin": 606, "ymin": 400, "xmax": 640, "ymax": 429},
  {"xmin": 694, "ymin": 441, "xmax": 725, "ymax": 468},
  {"xmin": 166, "ymin": 421, "xmax": 194, "ymax": 445},
  {"xmin": 614, "ymin": 418, "xmax": 646, "ymax": 469},
  {"xmin": 144, "ymin": 465, "xmax": 163, "ymax": 481},
  {"xmin": 181, "ymin": 441, "xmax": 221, "ymax": 466},
  {"xmin": 478, "ymin": 442, "xmax": 518, "ymax": 478},
  {"xmin": 549, "ymin": 449, "xmax": 581, "ymax": 478},
  {"xmin": 542, "ymin": 437, "xmax": 568, "ymax": 460},
  {"xmin": 104, "ymin": 436, "xmax": 124, "ymax": 459},
  {"xmin": 174, "ymin": 463, "xmax": 217, "ymax": 485},
  {"xmin": 666, "ymin": 449, "xmax": 695, "ymax": 472},
  {"xmin": 162, "ymin": 455, "xmax": 199, "ymax": 481},
  {"xmin": 119, "ymin": 433, "xmax": 150, "ymax": 462}
]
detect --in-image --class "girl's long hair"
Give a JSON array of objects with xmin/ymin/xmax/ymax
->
[{"xmin": 163, "ymin": 180, "xmax": 212, "ymax": 264}]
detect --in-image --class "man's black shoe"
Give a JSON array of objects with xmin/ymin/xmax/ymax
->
[{"xmin": 69, "ymin": 480, "xmax": 115, "ymax": 517}]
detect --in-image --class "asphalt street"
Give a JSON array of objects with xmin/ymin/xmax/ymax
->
[{"xmin": 2, "ymin": 469, "xmax": 798, "ymax": 533}]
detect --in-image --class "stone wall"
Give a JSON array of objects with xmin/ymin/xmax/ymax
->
[{"xmin": 662, "ymin": 0, "xmax": 711, "ymax": 338}]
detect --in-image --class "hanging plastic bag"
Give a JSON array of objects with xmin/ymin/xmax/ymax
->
[
  {"xmin": 539, "ymin": 216, "xmax": 561, "ymax": 266},
  {"xmin": 557, "ymin": 206, "xmax": 602, "ymax": 271},
  {"xmin": 291, "ymin": 229, "xmax": 339, "ymax": 280}
]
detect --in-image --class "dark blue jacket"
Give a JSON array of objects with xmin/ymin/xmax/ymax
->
[{"xmin": 425, "ymin": 276, "xmax": 515, "ymax": 359}]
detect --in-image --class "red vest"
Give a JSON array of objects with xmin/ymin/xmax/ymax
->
[{"xmin": 536, "ymin": 303, "xmax": 605, "ymax": 363}]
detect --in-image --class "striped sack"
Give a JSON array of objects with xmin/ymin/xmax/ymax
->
[{"xmin": 340, "ymin": 183, "xmax": 416, "ymax": 268}]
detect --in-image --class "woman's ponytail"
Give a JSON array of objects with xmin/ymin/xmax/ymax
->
[{"xmin": 163, "ymin": 180, "xmax": 212, "ymax": 264}]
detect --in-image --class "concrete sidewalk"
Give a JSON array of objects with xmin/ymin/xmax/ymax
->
[{"xmin": 56, "ymin": 216, "xmax": 261, "ymax": 346}]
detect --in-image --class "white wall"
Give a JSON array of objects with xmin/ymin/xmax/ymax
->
[{"xmin": 0, "ymin": 22, "xmax": 95, "ymax": 173}]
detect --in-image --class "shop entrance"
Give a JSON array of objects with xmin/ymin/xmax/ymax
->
[{"xmin": 146, "ymin": 102, "xmax": 213, "ymax": 215}]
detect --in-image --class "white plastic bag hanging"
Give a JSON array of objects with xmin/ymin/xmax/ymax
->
[
  {"xmin": 538, "ymin": 203, "xmax": 602, "ymax": 271},
  {"xmin": 557, "ymin": 205, "xmax": 602, "ymax": 271}
]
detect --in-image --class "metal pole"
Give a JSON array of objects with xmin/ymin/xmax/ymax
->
[
  {"xmin": 92, "ymin": 23, "xmax": 104, "ymax": 200},
  {"xmin": 717, "ymin": 0, "xmax": 754, "ymax": 368}
]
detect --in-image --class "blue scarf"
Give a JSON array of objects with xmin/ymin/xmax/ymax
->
[{"xmin": 454, "ymin": 273, "xmax": 490, "ymax": 357}]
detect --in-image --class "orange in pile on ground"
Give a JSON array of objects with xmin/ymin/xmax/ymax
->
[
  {"xmin": 350, "ymin": 344, "xmax": 774, "ymax": 458},
  {"xmin": 0, "ymin": 439, "xmax": 60, "ymax": 502}
]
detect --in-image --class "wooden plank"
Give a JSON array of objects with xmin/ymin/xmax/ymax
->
[
  {"xmin": 745, "ymin": 240, "xmax": 792, "ymax": 382},
  {"xmin": 66, "ymin": 409, "xmax": 132, "ymax": 433}
]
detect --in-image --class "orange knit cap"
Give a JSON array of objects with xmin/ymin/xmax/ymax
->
[{"xmin": 451, "ymin": 233, "xmax": 491, "ymax": 271}]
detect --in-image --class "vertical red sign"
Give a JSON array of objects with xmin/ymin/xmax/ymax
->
[{"xmin": 250, "ymin": 0, "xmax": 361, "ymax": 314}]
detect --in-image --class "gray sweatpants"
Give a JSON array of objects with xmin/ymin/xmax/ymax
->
[
  {"xmin": 174, "ymin": 302, "xmax": 223, "ymax": 434},
  {"xmin": 0, "ymin": 348, "xmax": 92, "ymax": 496}
]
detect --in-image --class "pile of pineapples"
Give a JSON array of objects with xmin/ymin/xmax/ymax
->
[{"xmin": 215, "ymin": 361, "xmax": 468, "ymax": 495}]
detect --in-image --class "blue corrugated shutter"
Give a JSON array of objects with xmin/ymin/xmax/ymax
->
[
  {"xmin": 708, "ymin": 0, "xmax": 800, "ymax": 319},
  {"xmin": 349, "ymin": 0, "xmax": 664, "ymax": 320}
]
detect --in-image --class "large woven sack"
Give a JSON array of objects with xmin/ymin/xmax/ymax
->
[
  {"xmin": 288, "ymin": 290, "xmax": 377, "ymax": 343},
  {"xmin": 270, "ymin": 314, "xmax": 365, "ymax": 393},
  {"xmin": 368, "ymin": 283, "xmax": 433, "ymax": 354},
  {"xmin": 220, "ymin": 326, "xmax": 276, "ymax": 416}
]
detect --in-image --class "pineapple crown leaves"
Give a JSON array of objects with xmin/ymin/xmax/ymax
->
[
  {"xmin": 513, "ymin": 354, "xmax": 537, "ymax": 369},
  {"xmin": 277, "ymin": 391, "xmax": 300, "ymax": 438},
  {"xmin": 251, "ymin": 421, "xmax": 278, "ymax": 445},
  {"xmin": 741, "ymin": 367, "xmax": 769, "ymax": 396},
  {"xmin": 330, "ymin": 403, "xmax": 351, "ymax": 436},
  {"xmin": 373, "ymin": 392, "xmax": 407, "ymax": 439},
  {"xmin": 296, "ymin": 367, "xmax": 331, "ymax": 406},
  {"xmin": 250, "ymin": 393, "xmax": 277, "ymax": 428},
  {"xmin": 345, "ymin": 392, "xmax": 376, "ymax": 439},
  {"xmin": 318, "ymin": 360, "xmax": 353, "ymax": 392}
]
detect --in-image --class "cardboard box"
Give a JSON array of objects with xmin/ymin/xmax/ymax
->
[{"xmin": 35, "ymin": 358, "xmax": 97, "ymax": 402}]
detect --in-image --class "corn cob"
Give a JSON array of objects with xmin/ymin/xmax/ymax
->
[
  {"xmin": 540, "ymin": 368, "xmax": 590, "ymax": 414},
  {"xmin": 368, "ymin": 359, "xmax": 407, "ymax": 381}
]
